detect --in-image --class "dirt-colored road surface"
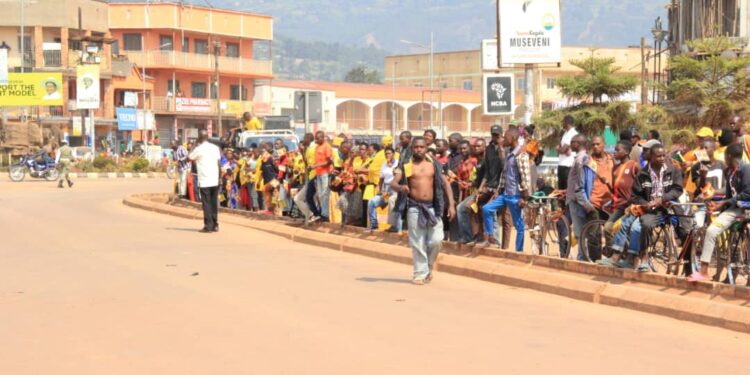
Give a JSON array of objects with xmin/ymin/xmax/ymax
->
[{"xmin": 1, "ymin": 179, "xmax": 749, "ymax": 374}]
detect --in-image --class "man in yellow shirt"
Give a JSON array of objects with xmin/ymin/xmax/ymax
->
[{"xmin": 243, "ymin": 112, "xmax": 262, "ymax": 131}]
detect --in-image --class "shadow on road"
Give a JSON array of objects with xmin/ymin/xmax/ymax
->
[
  {"xmin": 166, "ymin": 227, "xmax": 202, "ymax": 233},
  {"xmin": 356, "ymin": 277, "xmax": 412, "ymax": 284}
]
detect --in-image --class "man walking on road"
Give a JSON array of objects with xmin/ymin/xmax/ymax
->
[
  {"xmin": 189, "ymin": 130, "xmax": 222, "ymax": 233},
  {"xmin": 392, "ymin": 137, "xmax": 455, "ymax": 285},
  {"xmin": 55, "ymin": 140, "xmax": 75, "ymax": 188},
  {"xmin": 174, "ymin": 140, "xmax": 189, "ymax": 198}
]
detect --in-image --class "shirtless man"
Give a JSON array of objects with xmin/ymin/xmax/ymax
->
[{"xmin": 392, "ymin": 137, "xmax": 455, "ymax": 285}]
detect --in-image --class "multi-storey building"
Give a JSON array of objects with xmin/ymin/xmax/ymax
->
[
  {"xmin": 385, "ymin": 46, "xmax": 654, "ymax": 122},
  {"xmin": 0, "ymin": 0, "xmax": 157, "ymax": 146},
  {"xmin": 108, "ymin": 1, "xmax": 273, "ymax": 142}
]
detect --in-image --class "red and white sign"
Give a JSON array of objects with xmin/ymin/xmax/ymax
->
[
  {"xmin": 207, "ymin": 120, "xmax": 213, "ymax": 137},
  {"xmin": 253, "ymin": 102, "xmax": 271, "ymax": 116},
  {"xmin": 175, "ymin": 97, "xmax": 212, "ymax": 113}
]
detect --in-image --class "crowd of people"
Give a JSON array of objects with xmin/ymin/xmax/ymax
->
[{"xmin": 176, "ymin": 114, "xmax": 750, "ymax": 285}]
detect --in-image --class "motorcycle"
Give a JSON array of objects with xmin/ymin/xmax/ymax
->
[{"xmin": 8, "ymin": 154, "xmax": 60, "ymax": 182}]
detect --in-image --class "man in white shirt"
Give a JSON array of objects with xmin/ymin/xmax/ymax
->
[
  {"xmin": 189, "ymin": 130, "xmax": 222, "ymax": 233},
  {"xmin": 557, "ymin": 115, "xmax": 578, "ymax": 190}
]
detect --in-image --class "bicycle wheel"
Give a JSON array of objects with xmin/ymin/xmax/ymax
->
[
  {"xmin": 713, "ymin": 229, "xmax": 735, "ymax": 283},
  {"xmin": 726, "ymin": 228, "xmax": 750, "ymax": 286},
  {"xmin": 579, "ymin": 220, "xmax": 609, "ymax": 263},
  {"xmin": 545, "ymin": 213, "xmax": 572, "ymax": 259},
  {"xmin": 647, "ymin": 225, "xmax": 678, "ymax": 274},
  {"xmin": 687, "ymin": 228, "xmax": 706, "ymax": 277}
]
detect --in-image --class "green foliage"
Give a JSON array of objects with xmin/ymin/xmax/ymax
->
[
  {"xmin": 93, "ymin": 156, "xmax": 116, "ymax": 171},
  {"xmin": 126, "ymin": 157, "xmax": 150, "ymax": 173},
  {"xmin": 534, "ymin": 54, "xmax": 639, "ymax": 147},
  {"xmin": 556, "ymin": 56, "xmax": 638, "ymax": 104},
  {"xmin": 665, "ymin": 36, "xmax": 750, "ymax": 129},
  {"xmin": 344, "ymin": 64, "xmax": 382, "ymax": 84}
]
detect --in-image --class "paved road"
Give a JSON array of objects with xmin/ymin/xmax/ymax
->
[{"xmin": 1, "ymin": 178, "xmax": 749, "ymax": 374}]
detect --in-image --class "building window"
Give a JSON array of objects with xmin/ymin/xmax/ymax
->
[
  {"xmin": 167, "ymin": 80, "xmax": 180, "ymax": 95},
  {"xmin": 194, "ymin": 39, "xmax": 209, "ymax": 54},
  {"xmin": 517, "ymin": 78, "xmax": 525, "ymax": 91},
  {"xmin": 159, "ymin": 35, "xmax": 173, "ymax": 51},
  {"xmin": 210, "ymin": 84, "xmax": 217, "ymax": 99},
  {"xmin": 181, "ymin": 37, "xmax": 189, "ymax": 52},
  {"xmin": 440, "ymin": 81, "xmax": 448, "ymax": 89},
  {"xmin": 123, "ymin": 33, "xmax": 142, "ymax": 51},
  {"xmin": 230, "ymin": 84, "xmax": 247, "ymax": 100},
  {"xmin": 547, "ymin": 78, "xmax": 556, "ymax": 89},
  {"xmin": 17, "ymin": 35, "xmax": 33, "ymax": 65},
  {"xmin": 414, "ymin": 82, "xmax": 423, "ymax": 88},
  {"xmin": 111, "ymin": 40, "xmax": 119, "ymax": 55},
  {"xmin": 191, "ymin": 82, "xmax": 207, "ymax": 98},
  {"xmin": 226, "ymin": 43, "xmax": 239, "ymax": 58},
  {"xmin": 462, "ymin": 80, "xmax": 473, "ymax": 90}
]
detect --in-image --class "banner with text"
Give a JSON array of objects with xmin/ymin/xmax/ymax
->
[
  {"xmin": 0, "ymin": 73, "xmax": 64, "ymax": 106},
  {"xmin": 116, "ymin": 107, "xmax": 138, "ymax": 131},
  {"xmin": 483, "ymin": 74, "xmax": 515, "ymax": 115},
  {"xmin": 76, "ymin": 65, "xmax": 100, "ymax": 109},
  {"xmin": 175, "ymin": 97, "xmax": 212, "ymax": 113},
  {"xmin": 499, "ymin": 0, "xmax": 561, "ymax": 64}
]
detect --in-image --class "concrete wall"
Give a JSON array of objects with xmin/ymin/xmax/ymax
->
[{"xmin": 0, "ymin": 0, "xmax": 108, "ymax": 32}]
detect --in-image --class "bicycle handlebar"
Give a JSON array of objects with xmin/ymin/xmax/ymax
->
[{"xmin": 668, "ymin": 202, "xmax": 707, "ymax": 207}]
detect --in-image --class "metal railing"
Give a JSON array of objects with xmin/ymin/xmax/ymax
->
[
  {"xmin": 123, "ymin": 50, "xmax": 272, "ymax": 76},
  {"xmin": 43, "ymin": 50, "xmax": 62, "ymax": 67}
]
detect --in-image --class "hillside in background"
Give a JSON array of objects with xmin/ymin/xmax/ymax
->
[{"xmin": 127, "ymin": 0, "xmax": 668, "ymax": 81}]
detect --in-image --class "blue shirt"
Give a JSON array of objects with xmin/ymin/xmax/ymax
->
[{"xmin": 503, "ymin": 146, "xmax": 521, "ymax": 196}]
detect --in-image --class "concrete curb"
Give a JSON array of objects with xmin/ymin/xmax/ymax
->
[
  {"xmin": 74, "ymin": 172, "xmax": 167, "ymax": 179},
  {"xmin": 123, "ymin": 193, "xmax": 750, "ymax": 334}
]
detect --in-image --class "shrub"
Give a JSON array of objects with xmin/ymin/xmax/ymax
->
[
  {"xmin": 93, "ymin": 156, "xmax": 116, "ymax": 170},
  {"xmin": 126, "ymin": 157, "xmax": 150, "ymax": 173}
]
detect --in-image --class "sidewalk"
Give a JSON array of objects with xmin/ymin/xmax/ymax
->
[{"xmin": 124, "ymin": 192, "xmax": 750, "ymax": 334}]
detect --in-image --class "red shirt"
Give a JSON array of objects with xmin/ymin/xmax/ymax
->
[{"xmin": 613, "ymin": 160, "xmax": 638, "ymax": 210}]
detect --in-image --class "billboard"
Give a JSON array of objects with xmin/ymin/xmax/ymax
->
[
  {"xmin": 0, "ymin": 73, "xmax": 64, "ymax": 106},
  {"xmin": 76, "ymin": 65, "xmax": 100, "ymax": 109},
  {"xmin": 115, "ymin": 107, "xmax": 138, "ymax": 131},
  {"xmin": 483, "ymin": 74, "xmax": 515, "ymax": 115},
  {"xmin": 499, "ymin": 0, "xmax": 561, "ymax": 64}
]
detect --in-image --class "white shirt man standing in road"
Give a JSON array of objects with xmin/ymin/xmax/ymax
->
[
  {"xmin": 189, "ymin": 129, "xmax": 222, "ymax": 233},
  {"xmin": 557, "ymin": 115, "xmax": 578, "ymax": 190}
]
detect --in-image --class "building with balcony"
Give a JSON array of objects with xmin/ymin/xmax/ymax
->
[
  {"xmin": 385, "ymin": 46, "xmax": 656, "ymax": 123},
  {"xmin": 109, "ymin": 1, "xmax": 273, "ymax": 142},
  {"xmin": 0, "ymin": 0, "xmax": 147, "ymax": 146}
]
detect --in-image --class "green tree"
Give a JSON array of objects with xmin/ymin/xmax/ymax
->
[
  {"xmin": 344, "ymin": 64, "xmax": 381, "ymax": 84},
  {"xmin": 534, "ymin": 55, "xmax": 639, "ymax": 147},
  {"xmin": 556, "ymin": 56, "xmax": 638, "ymax": 104},
  {"xmin": 664, "ymin": 37, "xmax": 750, "ymax": 129}
]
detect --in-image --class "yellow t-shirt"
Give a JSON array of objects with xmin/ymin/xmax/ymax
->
[
  {"xmin": 305, "ymin": 143, "xmax": 317, "ymax": 180},
  {"xmin": 244, "ymin": 117, "xmax": 262, "ymax": 131}
]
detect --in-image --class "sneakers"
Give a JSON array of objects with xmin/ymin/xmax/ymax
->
[
  {"xmin": 636, "ymin": 263, "xmax": 651, "ymax": 273},
  {"xmin": 412, "ymin": 278, "xmax": 425, "ymax": 285},
  {"xmin": 615, "ymin": 259, "xmax": 634, "ymax": 269},
  {"xmin": 308, "ymin": 216, "xmax": 321, "ymax": 223},
  {"xmin": 597, "ymin": 258, "xmax": 618, "ymax": 267},
  {"xmin": 425, "ymin": 273, "xmax": 433, "ymax": 283},
  {"xmin": 68, "ymin": 180, "xmax": 74, "ymax": 188}
]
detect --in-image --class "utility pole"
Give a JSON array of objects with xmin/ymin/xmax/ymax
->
[
  {"xmin": 213, "ymin": 40, "xmax": 222, "ymax": 139},
  {"xmin": 429, "ymin": 31, "xmax": 434, "ymax": 131},
  {"xmin": 523, "ymin": 64, "xmax": 533, "ymax": 125},
  {"xmin": 640, "ymin": 37, "xmax": 647, "ymax": 106},
  {"xmin": 391, "ymin": 61, "xmax": 397, "ymax": 136}
]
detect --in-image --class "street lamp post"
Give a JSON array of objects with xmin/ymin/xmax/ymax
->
[
  {"xmin": 401, "ymin": 32, "xmax": 435, "ymax": 132},
  {"xmin": 651, "ymin": 17, "xmax": 668, "ymax": 104}
]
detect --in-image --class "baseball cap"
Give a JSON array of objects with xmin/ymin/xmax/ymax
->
[
  {"xmin": 643, "ymin": 139, "xmax": 662, "ymax": 149},
  {"xmin": 696, "ymin": 127, "xmax": 714, "ymax": 138},
  {"xmin": 490, "ymin": 125, "xmax": 503, "ymax": 135}
]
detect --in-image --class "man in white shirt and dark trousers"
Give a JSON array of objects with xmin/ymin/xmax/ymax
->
[
  {"xmin": 557, "ymin": 115, "xmax": 578, "ymax": 189},
  {"xmin": 189, "ymin": 130, "xmax": 222, "ymax": 233}
]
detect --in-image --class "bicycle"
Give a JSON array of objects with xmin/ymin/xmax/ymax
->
[
  {"xmin": 525, "ymin": 195, "xmax": 572, "ymax": 259},
  {"xmin": 700, "ymin": 202, "xmax": 750, "ymax": 286}
]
